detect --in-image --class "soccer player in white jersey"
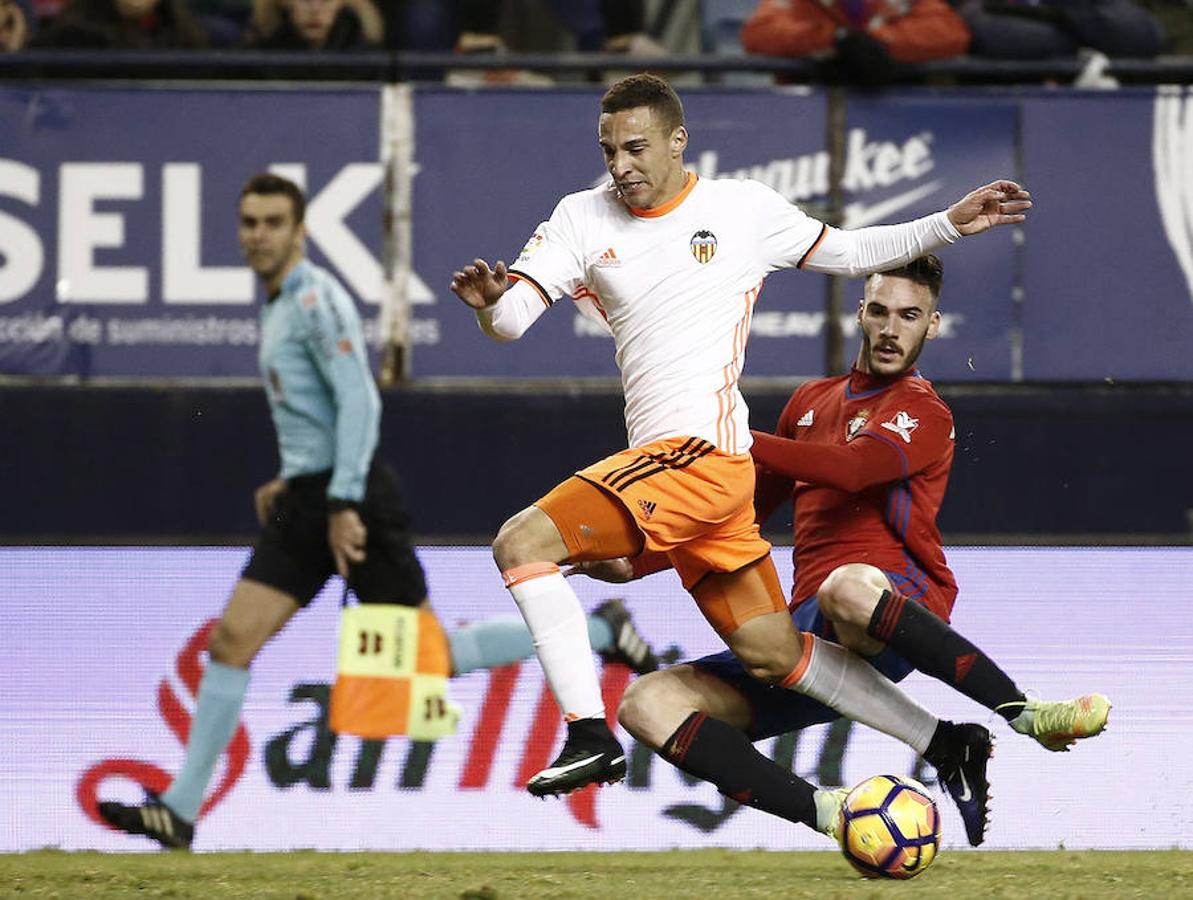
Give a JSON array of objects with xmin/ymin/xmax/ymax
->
[{"xmin": 451, "ymin": 74, "xmax": 1032, "ymax": 801}]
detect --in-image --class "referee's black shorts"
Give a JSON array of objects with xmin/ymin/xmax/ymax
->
[{"xmin": 241, "ymin": 463, "xmax": 427, "ymax": 608}]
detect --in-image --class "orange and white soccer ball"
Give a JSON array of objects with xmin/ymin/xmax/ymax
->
[{"xmin": 837, "ymin": 774, "xmax": 942, "ymax": 879}]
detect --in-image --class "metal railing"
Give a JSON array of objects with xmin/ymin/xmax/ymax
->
[{"xmin": 1, "ymin": 48, "xmax": 1191, "ymax": 84}]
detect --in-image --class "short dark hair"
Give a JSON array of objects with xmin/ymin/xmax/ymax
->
[
  {"xmin": 600, "ymin": 73, "xmax": 685, "ymax": 134},
  {"xmin": 239, "ymin": 172, "xmax": 306, "ymax": 224},
  {"xmin": 869, "ymin": 254, "xmax": 944, "ymax": 306}
]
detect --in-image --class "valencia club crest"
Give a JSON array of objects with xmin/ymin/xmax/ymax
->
[{"xmin": 690, "ymin": 230, "xmax": 717, "ymax": 264}]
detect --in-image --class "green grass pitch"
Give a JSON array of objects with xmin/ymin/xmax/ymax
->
[{"xmin": 2, "ymin": 850, "xmax": 1191, "ymax": 898}]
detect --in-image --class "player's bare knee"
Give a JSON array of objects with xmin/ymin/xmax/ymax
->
[
  {"xmin": 492, "ymin": 514, "xmax": 530, "ymax": 570},
  {"xmin": 818, "ymin": 564, "xmax": 886, "ymax": 628},
  {"xmin": 492, "ymin": 507, "xmax": 555, "ymax": 571},
  {"xmin": 725, "ymin": 620, "xmax": 802, "ymax": 683},
  {"xmin": 618, "ymin": 670, "xmax": 703, "ymax": 749},
  {"xmin": 617, "ymin": 675, "xmax": 660, "ymax": 741},
  {"xmin": 733, "ymin": 644, "xmax": 798, "ymax": 684},
  {"xmin": 491, "ymin": 523, "xmax": 515, "ymax": 570}
]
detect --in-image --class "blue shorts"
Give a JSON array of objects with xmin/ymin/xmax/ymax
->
[{"xmin": 690, "ymin": 580, "xmax": 919, "ymax": 740}]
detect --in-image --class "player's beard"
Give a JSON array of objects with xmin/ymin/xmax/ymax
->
[{"xmin": 864, "ymin": 332, "xmax": 927, "ymax": 376}]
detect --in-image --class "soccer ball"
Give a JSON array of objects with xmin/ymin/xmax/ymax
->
[{"xmin": 837, "ymin": 774, "xmax": 941, "ymax": 879}]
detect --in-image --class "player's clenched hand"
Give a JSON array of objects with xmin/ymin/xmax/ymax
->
[
  {"xmin": 564, "ymin": 557, "xmax": 635, "ymax": 583},
  {"xmin": 254, "ymin": 478, "xmax": 287, "ymax": 526},
  {"xmin": 947, "ymin": 180, "xmax": 1032, "ymax": 236},
  {"xmin": 450, "ymin": 258, "xmax": 510, "ymax": 310},
  {"xmin": 328, "ymin": 508, "xmax": 367, "ymax": 579}
]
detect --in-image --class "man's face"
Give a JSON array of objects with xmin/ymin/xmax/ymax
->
[
  {"xmin": 288, "ymin": 0, "xmax": 341, "ymax": 47},
  {"xmin": 598, "ymin": 106, "xmax": 687, "ymax": 210},
  {"xmin": 238, "ymin": 193, "xmax": 304, "ymax": 283},
  {"xmin": 857, "ymin": 274, "xmax": 941, "ymax": 377}
]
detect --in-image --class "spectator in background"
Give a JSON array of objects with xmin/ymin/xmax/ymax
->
[
  {"xmin": 1, "ymin": 0, "xmax": 32, "ymax": 49},
  {"xmin": 953, "ymin": 0, "xmax": 1164, "ymax": 60},
  {"xmin": 1135, "ymin": 0, "xmax": 1192, "ymax": 54},
  {"xmin": 187, "ymin": 0, "xmax": 251, "ymax": 48},
  {"xmin": 29, "ymin": 0, "xmax": 206, "ymax": 48},
  {"xmin": 380, "ymin": 0, "xmax": 455, "ymax": 52},
  {"xmin": 248, "ymin": 0, "xmax": 381, "ymax": 50},
  {"xmin": 740, "ymin": 0, "xmax": 970, "ymax": 84},
  {"xmin": 454, "ymin": 0, "xmax": 663, "ymax": 55},
  {"xmin": 449, "ymin": 0, "xmax": 666, "ymax": 85},
  {"xmin": 449, "ymin": 0, "xmax": 554, "ymax": 85},
  {"xmin": 28, "ymin": 0, "xmax": 63, "ymax": 30}
]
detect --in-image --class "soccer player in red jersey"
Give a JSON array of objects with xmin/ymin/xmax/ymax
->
[
  {"xmin": 578, "ymin": 255, "xmax": 1110, "ymax": 847},
  {"xmin": 747, "ymin": 255, "xmax": 1107, "ymax": 763}
]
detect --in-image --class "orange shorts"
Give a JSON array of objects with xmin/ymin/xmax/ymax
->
[{"xmin": 536, "ymin": 436, "xmax": 772, "ymax": 591}]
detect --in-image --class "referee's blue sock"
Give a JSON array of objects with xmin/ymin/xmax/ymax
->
[
  {"xmin": 160, "ymin": 660, "xmax": 250, "ymax": 823},
  {"xmin": 448, "ymin": 615, "xmax": 614, "ymax": 676}
]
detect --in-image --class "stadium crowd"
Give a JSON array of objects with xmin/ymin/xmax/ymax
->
[{"xmin": 1, "ymin": 0, "xmax": 1188, "ymax": 82}]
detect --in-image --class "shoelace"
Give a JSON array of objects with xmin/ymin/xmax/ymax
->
[{"xmin": 1033, "ymin": 700, "xmax": 1083, "ymax": 738}]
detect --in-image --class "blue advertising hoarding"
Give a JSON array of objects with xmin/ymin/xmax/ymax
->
[
  {"xmin": 836, "ymin": 93, "xmax": 1019, "ymax": 381},
  {"xmin": 1021, "ymin": 88, "xmax": 1193, "ymax": 380},
  {"xmin": 0, "ymin": 85, "xmax": 383, "ymax": 378},
  {"xmin": 410, "ymin": 86, "xmax": 833, "ymax": 379},
  {"xmin": 412, "ymin": 87, "xmax": 1019, "ymax": 381},
  {"xmin": 1, "ymin": 84, "xmax": 1190, "ymax": 381}
]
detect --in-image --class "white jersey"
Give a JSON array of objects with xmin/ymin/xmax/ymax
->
[{"xmin": 478, "ymin": 172, "xmax": 959, "ymax": 454}]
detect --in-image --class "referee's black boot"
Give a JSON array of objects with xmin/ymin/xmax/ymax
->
[
  {"xmin": 527, "ymin": 717, "xmax": 627, "ymax": 797},
  {"xmin": 98, "ymin": 791, "xmax": 194, "ymax": 850}
]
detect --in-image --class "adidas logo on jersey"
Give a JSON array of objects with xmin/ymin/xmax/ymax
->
[
  {"xmin": 595, "ymin": 247, "xmax": 621, "ymax": 267},
  {"xmin": 636, "ymin": 499, "xmax": 657, "ymax": 520},
  {"xmin": 796, "ymin": 409, "xmax": 814, "ymax": 427}
]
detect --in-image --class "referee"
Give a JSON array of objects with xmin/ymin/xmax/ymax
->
[{"xmin": 99, "ymin": 172, "xmax": 429, "ymax": 849}]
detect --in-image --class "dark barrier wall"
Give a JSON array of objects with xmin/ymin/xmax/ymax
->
[{"xmin": 3, "ymin": 384, "xmax": 1189, "ymax": 541}]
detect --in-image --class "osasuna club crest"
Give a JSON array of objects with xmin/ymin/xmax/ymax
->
[
  {"xmin": 846, "ymin": 409, "xmax": 871, "ymax": 441},
  {"xmin": 690, "ymin": 230, "xmax": 717, "ymax": 263}
]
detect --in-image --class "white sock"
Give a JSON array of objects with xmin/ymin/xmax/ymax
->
[
  {"xmin": 786, "ymin": 633, "xmax": 937, "ymax": 754},
  {"xmin": 504, "ymin": 563, "xmax": 604, "ymax": 721}
]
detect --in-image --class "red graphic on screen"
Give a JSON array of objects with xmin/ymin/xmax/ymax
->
[{"xmin": 76, "ymin": 618, "xmax": 250, "ymax": 827}]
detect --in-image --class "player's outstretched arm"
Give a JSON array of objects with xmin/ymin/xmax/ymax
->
[
  {"xmin": 453, "ymin": 256, "xmax": 552, "ymax": 342},
  {"xmin": 802, "ymin": 183, "xmax": 1028, "ymax": 278},
  {"xmin": 947, "ymin": 180, "xmax": 1032, "ymax": 236},
  {"xmin": 450, "ymin": 258, "xmax": 510, "ymax": 310}
]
